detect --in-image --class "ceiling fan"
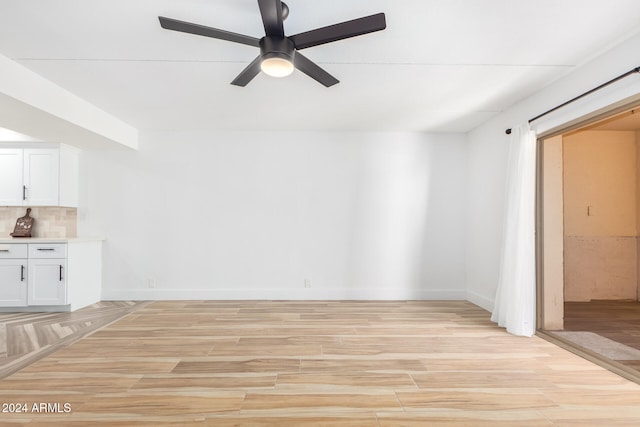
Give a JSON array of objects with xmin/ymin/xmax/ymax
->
[{"xmin": 158, "ymin": 0, "xmax": 386, "ymax": 87}]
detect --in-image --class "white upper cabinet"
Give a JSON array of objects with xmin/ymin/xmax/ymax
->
[
  {"xmin": 23, "ymin": 148, "xmax": 59, "ymax": 206},
  {"xmin": 0, "ymin": 148, "xmax": 24, "ymax": 205},
  {"xmin": 59, "ymin": 144, "xmax": 79, "ymax": 207},
  {"xmin": 0, "ymin": 144, "xmax": 78, "ymax": 207}
]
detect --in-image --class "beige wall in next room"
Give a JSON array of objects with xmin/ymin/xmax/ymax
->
[{"xmin": 563, "ymin": 130, "xmax": 638, "ymax": 302}]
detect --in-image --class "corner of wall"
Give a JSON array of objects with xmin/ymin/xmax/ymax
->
[{"xmin": 466, "ymin": 290, "xmax": 494, "ymax": 312}]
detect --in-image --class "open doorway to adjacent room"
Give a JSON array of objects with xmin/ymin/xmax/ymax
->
[{"xmin": 539, "ymin": 103, "xmax": 640, "ymax": 379}]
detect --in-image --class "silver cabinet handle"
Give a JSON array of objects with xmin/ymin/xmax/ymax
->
[
  {"xmin": 23, "ymin": 185, "xmax": 27, "ymax": 201},
  {"xmin": 37, "ymin": 248, "xmax": 56, "ymax": 251},
  {"xmin": 59, "ymin": 265, "xmax": 63, "ymax": 282},
  {"xmin": 21, "ymin": 265, "xmax": 25, "ymax": 282}
]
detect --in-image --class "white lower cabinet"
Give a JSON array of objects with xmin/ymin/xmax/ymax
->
[
  {"xmin": 28, "ymin": 258, "xmax": 67, "ymax": 305},
  {"xmin": 0, "ymin": 259, "xmax": 28, "ymax": 306},
  {"xmin": 0, "ymin": 240, "xmax": 101, "ymax": 311},
  {"xmin": 27, "ymin": 243, "xmax": 68, "ymax": 306},
  {"xmin": 0, "ymin": 244, "xmax": 28, "ymax": 306}
]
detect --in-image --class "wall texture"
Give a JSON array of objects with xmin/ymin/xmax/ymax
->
[
  {"xmin": 563, "ymin": 130, "xmax": 637, "ymax": 237},
  {"xmin": 563, "ymin": 130, "xmax": 638, "ymax": 301},
  {"xmin": 80, "ymin": 131, "xmax": 468, "ymax": 301},
  {"xmin": 564, "ymin": 236, "xmax": 637, "ymax": 300}
]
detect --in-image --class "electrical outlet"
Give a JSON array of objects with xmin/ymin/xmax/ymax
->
[
  {"xmin": 148, "ymin": 278, "xmax": 156, "ymax": 288},
  {"xmin": 304, "ymin": 278, "xmax": 312, "ymax": 288}
]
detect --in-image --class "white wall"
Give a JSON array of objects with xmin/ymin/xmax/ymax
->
[
  {"xmin": 466, "ymin": 32, "xmax": 640, "ymax": 311},
  {"xmin": 79, "ymin": 131, "xmax": 467, "ymax": 300}
]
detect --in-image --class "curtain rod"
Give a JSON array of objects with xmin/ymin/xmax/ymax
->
[{"xmin": 505, "ymin": 66, "xmax": 640, "ymax": 134}]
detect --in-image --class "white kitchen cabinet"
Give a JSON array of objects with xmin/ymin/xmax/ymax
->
[
  {"xmin": 23, "ymin": 148, "xmax": 60, "ymax": 206},
  {"xmin": 0, "ymin": 149, "xmax": 24, "ymax": 206},
  {"xmin": 59, "ymin": 144, "xmax": 79, "ymax": 207},
  {"xmin": 28, "ymin": 259, "xmax": 67, "ymax": 306},
  {"xmin": 0, "ymin": 240, "xmax": 101, "ymax": 311},
  {"xmin": 0, "ymin": 244, "xmax": 28, "ymax": 306},
  {"xmin": 0, "ymin": 259, "xmax": 28, "ymax": 306},
  {"xmin": 0, "ymin": 144, "xmax": 78, "ymax": 207},
  {"xmin": 28, "ymin": 243, "xmax": 67, "ymax": 305}
]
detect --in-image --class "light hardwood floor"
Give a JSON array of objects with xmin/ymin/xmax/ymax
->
[
  {"xmin": 0, "ymin": 301, "xmax": 146, "ymax": 379},
  {"xmin": 1, "ymin": 300, "xmax": 640, "ymax": 426}
]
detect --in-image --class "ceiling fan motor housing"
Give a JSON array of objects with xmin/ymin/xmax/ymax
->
[{"xmin": 260, "ymin": 37, "xmax": 295, "ymax": 63}]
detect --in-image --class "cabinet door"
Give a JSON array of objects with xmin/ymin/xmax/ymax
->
[
  {"xmin": 23, "ymin": 148, "xmax": 59, "ymax": 206},
  {"xmin": 28, "ymin": 259, "xmax": 67, "ymax": 305},
  {"xmin": 59, "ymin": 144, "xmax": 79, "ymax": 208},
  {"xmin": 0, "ymin": 259, "xmax": 28, "ymax": 306},
  {"xmin": 0, "ymin": 149, "xmax": 24, "ymax": 206}
]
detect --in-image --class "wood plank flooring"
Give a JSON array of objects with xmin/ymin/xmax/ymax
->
[
  {"xmin": 1, "ymin": 300, "xmax": 640, "ymax": 425},
  {"xmin": 559, "ymin": 300, "xmax": 640, "ymax": 371},
  {"xmin": 0, "ymin": 301, "xmax": 147, "ymax": 379}
]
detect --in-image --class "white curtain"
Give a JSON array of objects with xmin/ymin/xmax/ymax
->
[{"xmin": 491, "ymin": 123, "xmax": 537, "ymax": 337}]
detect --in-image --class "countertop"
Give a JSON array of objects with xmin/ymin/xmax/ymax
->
[{"xmin": 0, "ymin": 237, "xmax": 104, "ymax": 244}]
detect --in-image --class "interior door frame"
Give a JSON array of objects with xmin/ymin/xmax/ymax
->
[
  {"xmin": 535, "ymin": 95, "xmax": 640, "ymax": 332},
  {"xmin": 534, "ymin": 95, "xmax": 640, "ymax": 384}
]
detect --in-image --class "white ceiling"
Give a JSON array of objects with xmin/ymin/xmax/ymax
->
[{"xmin": 1, "ymin": 0, "xmax": 640, "ymax": 134}]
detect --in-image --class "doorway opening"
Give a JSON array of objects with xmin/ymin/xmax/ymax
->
[{"xmin": 538, "ymin": 103, "xmax": 640, "ymax": 381}]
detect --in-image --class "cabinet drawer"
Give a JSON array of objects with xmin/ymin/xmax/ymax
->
[
  {"xmin": 29, "ymin": 244, "xmax": 67, "ymax": 259},
  {"xmin": 0, "ymin": 244, "xmax": 28, "ymax": 259}
]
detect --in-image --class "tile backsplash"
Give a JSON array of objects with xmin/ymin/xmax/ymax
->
[{"xmin": 0, "ymin": 207, "xmax": 77, "ymax": 238}]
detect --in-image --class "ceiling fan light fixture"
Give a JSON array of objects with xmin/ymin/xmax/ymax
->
[
  {"xmin": 259, "ymin": 37, "xmax": 295, "ymax": 78},
  {"xmin": 261, "ymin": 53, "xmax": 294, "ymax": 77}
]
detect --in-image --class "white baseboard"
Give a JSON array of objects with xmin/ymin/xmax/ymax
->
[
  {"xmin": 466, "ymin": 290, "xmax": 494, "ymax": 312},
  {"xmin": 102, "ymin": 288, "xmax": 468, "ymax": 301},
  {"xmin": 0, "ymin": 305, "xmax": 71, "ymax": 313}
]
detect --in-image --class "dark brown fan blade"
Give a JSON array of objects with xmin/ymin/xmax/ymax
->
[
  {"xmin": 159, "ymin": 16, "xmax": 260, "ymax": 47},
  {"xmin": 294, "ymin": 52, "xmax": 339, "ymax": 87},
  {"xmin": 231, "ymin": 56, "xmax": 263, "ymax": 86},
  {"xmin": 290, "ymin": 13, "xmax": 386, "ymax": 50},
  {"xmin": 257, "ymin": 0, "xmax": 284, "ymax": 37}
]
